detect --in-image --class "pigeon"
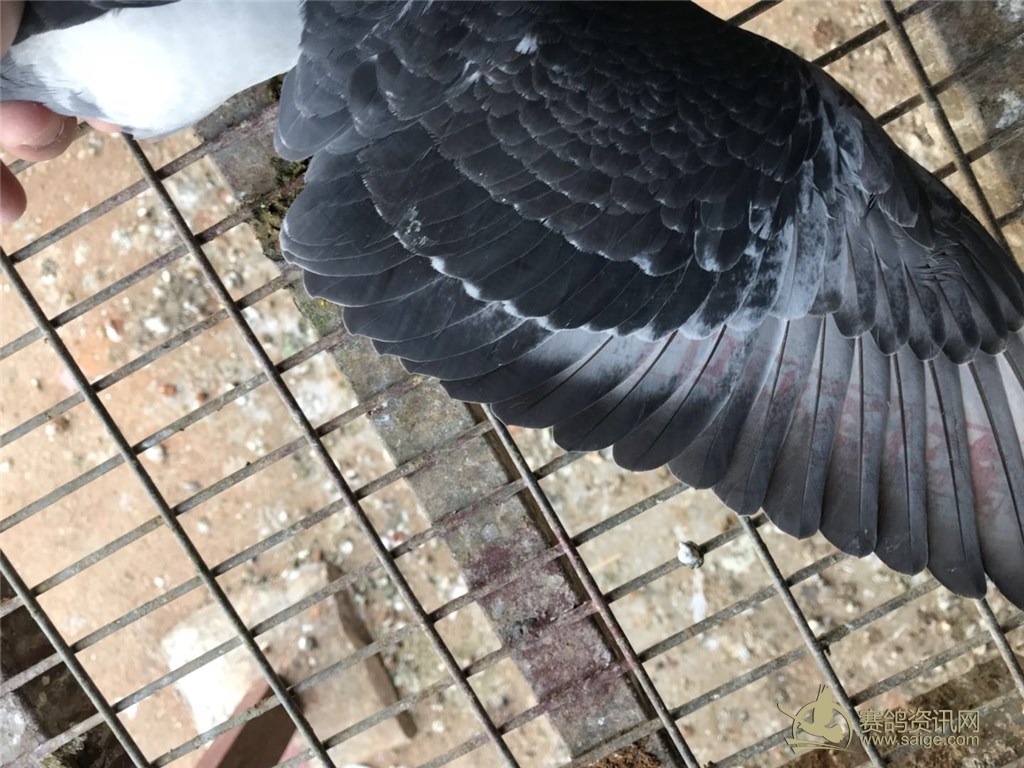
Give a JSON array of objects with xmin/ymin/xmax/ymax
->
[{"xmin": 3, "ymin": 1, "xmax": 1023, "ymax": 610}]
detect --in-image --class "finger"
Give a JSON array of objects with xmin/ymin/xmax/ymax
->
[
  {"xmin": 0, "ymin": 102, "xmax": 78, "ymax": 161},
  {"xmin": 1, "ymin": 1, "xmax": 25, "ymax": 57},
  {"xmin": 0, "ymin": 161, "xmax": 28, "ymax": 225}
]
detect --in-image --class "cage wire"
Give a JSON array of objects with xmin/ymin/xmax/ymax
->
[{"xmin": 1, "ymin": 1, "xmax": 1023, "ymax": 767}]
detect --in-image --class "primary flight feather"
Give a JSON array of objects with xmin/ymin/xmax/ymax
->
[{"xmin": 3, "ymin": 1, "xmax": 1023, "ymax": 608}]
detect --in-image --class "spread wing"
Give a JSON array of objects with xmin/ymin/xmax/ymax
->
[{"xmin": 277, "ymin": 1, "xmax": 1024, "ymax": 607}]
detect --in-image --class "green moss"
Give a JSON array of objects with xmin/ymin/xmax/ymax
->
[
  {"xmin": 253, "ymin": 75, "xmax": 346, "ymax": 338},
  {"xmin": 249, "ymin": 156, "xmax": 309, "ymax": 261},
  {"xmin": 265, "ymin": 74, "xmax": 286, "ymax": 103},
  {"xmin": 40, "ymin": 735, "xmax": 84, "ymax": 768},
  {"xmin": 291, "ymin": 287, "xmax": 345, "ymax": 337}
]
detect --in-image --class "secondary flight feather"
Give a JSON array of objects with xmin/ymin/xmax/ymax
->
[{"xmin": 3, "ymin": 1, "xmax": 1022, "ymax": 608}]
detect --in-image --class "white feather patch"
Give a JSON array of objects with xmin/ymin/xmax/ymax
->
[
  {"xmin": 515, "ymin": 33, "xmax": 538, "ymax": 55},
  {"xmin": 10, "ymin": 0, "xmax": 303, "ymax": 136}
]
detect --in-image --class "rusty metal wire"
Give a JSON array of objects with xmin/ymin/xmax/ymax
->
[{"xmin": 2, "ymin": 3, "xmax": 1022, "ymax": 768}]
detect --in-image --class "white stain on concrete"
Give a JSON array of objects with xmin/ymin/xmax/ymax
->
[
  {"xmin": 995, "ymin": 0, "xmax": 1024, "ymax": 22},
  {"xmin": 996, "ymin": 89, "xmax": 1024, "ymax": 129}
]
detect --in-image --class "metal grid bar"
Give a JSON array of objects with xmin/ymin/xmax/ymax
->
[
  {"xmin": 727, "ymin": 1, "xmax": 781, "ymax": 26},
  {"xmin": 0, "ymin": 463, "xmax": 681, "ymax": 713},
  {"xmin": 3, "ymin": 468, "xmax": 829, "ymax": 766},
  {"xmin": 740, "ymin": 518, "xmax": 885, "ymax": 767},
  {"xmin": 883, "ymin": 688, "xmax": 1018, "ymax": 764},
  {"xmin": 811, "ymin": 0, "xmax": 934, "ymax": 68},
  {"xmin": 0, "ymin": 331, "xmax": 407, "ymax": 607},
  {"xmin": 5, "ymin": 398, "xmax": 1022, "ymax": 767},
  {"xmin": 978, "ymin": 599, "xmax": 1024, "ymax": 697},
  {"xmin": 307, "ymin": 507, "xmax": 1015, "ymax": 767},
  {"xmin": 120, "ymin": 134, "xmax": 518, "ymax": 765},
  {"xmin": 2, "ymin": 3, "xmax": 1022, "ymax": 767},
  {"xmin": 881, "ymin": 1, "xmax": 1012, "ymax": 252},
  {"xmin": 0, "ymin": 176, "xmax": 303, "ymax": 363},
  {"xmin": 0, "ymin": 243, "xmax": 335, "ymax": 767},
  {"xmin": 483, "ymin": 408, "xmax": 701, "ymax": 767},
  {"xmin": 873, "ymin": 30, "xmax": 1024, "ymax": 128},
  {"xmin": 0, "ymin": 551, "xmax": 151, "ymax": 766},
  {"xmin": 0, "ymin": 472, "xmax": 723, "ymax": 709},
  {"xmin": 1000, "ymin": 203, "xmax": 1023, "ymax": 227},
  {"xmin": 0, "ymin": 266, "xmax": 300, "ymax": 450},
  {"xmin": 716, "ymin": 609, "xmax": 1024, "ymax": 768},
  {"xmin": 4, "ymin": 103, "xmax": 279, "ymax": 266},
  {"xmin": 570, "ymin": 582, "xmax": 1024, "ymax": 768},
  {"xmin": 671, "ymin": 578, "xmax": 943, "ymax": 720}
]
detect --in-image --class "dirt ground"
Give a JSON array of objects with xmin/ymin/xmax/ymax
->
[{"xmin": 2, "ymin": 2, "xmax": 1022, "ymax": 768}]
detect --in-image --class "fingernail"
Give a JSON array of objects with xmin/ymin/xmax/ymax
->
[{"xmin": 20, "ymin": 118, "xmax": 66, "ymax": 149}]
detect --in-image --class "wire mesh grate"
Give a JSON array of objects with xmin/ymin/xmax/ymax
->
[{"xmin": 1, "ymin": 2, "xmax": 1022, "ymax": 768}]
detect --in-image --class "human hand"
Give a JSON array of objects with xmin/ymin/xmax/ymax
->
[{"xmin": 1, "ymin": 0, "xmax": 119, "ymax": 225}]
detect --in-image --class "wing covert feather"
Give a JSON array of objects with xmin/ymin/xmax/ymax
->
[{"xmin": 278, "ymin": 1, "xmax": 1024, "ymax": 607}]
